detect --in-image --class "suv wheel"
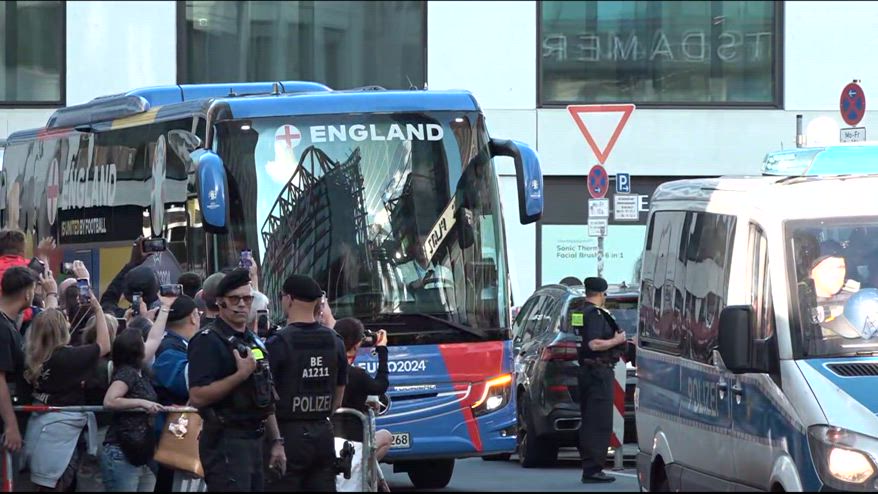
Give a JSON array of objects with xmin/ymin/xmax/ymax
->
[{"xmin": 517, "ymin": 394, "xmax": 558, "ymax": 468}]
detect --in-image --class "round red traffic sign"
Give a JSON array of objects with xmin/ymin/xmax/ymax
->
[
  {"xmin": 840, "ymin": 82, "xmax": 866, "ymax": 126},
  {"xmin": 588, "ymin": 165, "xmax": 608, "ymax": 199}
]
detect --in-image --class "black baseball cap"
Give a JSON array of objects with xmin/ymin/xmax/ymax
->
[
  {"xmin": 282, "ymin": 274, "xmax": 322, "ymax": 302},
  {"xmin": 167, "ymin": 295, "xmax": 197, "ymax": 323}
]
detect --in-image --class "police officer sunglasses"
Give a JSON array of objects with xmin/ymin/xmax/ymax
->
[{"xmin": 226, "ymin": 295, "xmax": 255, "ymax": 305}]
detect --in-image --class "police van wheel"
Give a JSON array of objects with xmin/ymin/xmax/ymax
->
[{"xmin": 407, "ymin": 459, "xmax": 454, "ymax": 489}]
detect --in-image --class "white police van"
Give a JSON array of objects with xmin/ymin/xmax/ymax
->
[{"xmin": 635, "ymin": 174, "xmax": 878, "ymax": 491}]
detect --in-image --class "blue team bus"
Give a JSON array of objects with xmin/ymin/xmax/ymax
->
[{"xmin": 1, "ymin": 81, "xmax": 544, "ymax": 488}]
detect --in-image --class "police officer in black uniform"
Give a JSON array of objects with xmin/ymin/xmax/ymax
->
[
  {"xmin": 576, "ymin": 276, "xmax": 627, "ymax": 484},
  {"xmin": 266, "ymin": 274, "xmax": 348, "ymax": 492},
  {"xmin": 187, "ymin": 268, "xmax": 286, "ymax": 492}
]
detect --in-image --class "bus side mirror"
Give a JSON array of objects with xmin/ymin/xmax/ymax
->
[
  {"xmin": 718, "ymin": 305, "xmax": 754, "ymax": 374},
  {"xmin": 489, "ymin": 139, "xmax": 543, "ymax": 225},
  {"xmin": 192, "ymin": 149, "xmax": 229, "ymax": 234}
]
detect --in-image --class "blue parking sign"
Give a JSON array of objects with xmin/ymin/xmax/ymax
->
[{"xmin": 616, "ymin": 173, "xmax": 631, "ymax": 193}]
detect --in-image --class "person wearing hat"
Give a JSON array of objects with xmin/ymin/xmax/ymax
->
[
  {"xmin": 188, "ymin": 268, "xmax": 286, "ymax": 492},
  {"xmin": 199, "ymin": 272, "xmax": 226, "ymax": 329},
  {"xmin": 265, "ymin": 274, "xmax": 348, "ymax": 491},
  {"xmin": 151, "ymin": 294, "xmax": 203, "ymax": 492},
  {"xmin": 575, "ymin": 276, "xmax": 626, "ymax": 484}
]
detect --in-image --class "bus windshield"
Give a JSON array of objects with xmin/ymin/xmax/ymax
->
[
  {"xmin": 214, "ymin": 111, "xmax": 509, "ymax": 340},
  {"xmin": 788, "ymin": 218, "xmax": 878, "ymax": 358}
]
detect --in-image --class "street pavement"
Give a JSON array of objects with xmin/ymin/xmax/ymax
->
[{"xmin": 383, "ymin": 448, "xmax": 640, "ymax": 492}]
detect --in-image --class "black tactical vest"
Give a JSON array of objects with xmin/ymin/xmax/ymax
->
[
  {"xmin": 204, "ymin": 326, "xmax": 275, "ymax": 427},
  {"xmin": 275, "ymin": 323, "xmax": 338, "ymax": 421},
  {"xmin": 576, "ymin": 304, "xmax": 624, "ymax": 363}
]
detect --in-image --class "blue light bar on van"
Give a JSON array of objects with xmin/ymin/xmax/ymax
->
[
  {"xmin": 761, "ymin": 148, "xmax": 823, "ymax": 175},
  {"xmin": 762, "ymin": 145, "xmax": 878, "ymax": 176}
]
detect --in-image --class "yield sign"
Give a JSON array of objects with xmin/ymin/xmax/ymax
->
[{"xmin": 567, "ymin": 104, "xmax": 635, "ymax": 164}]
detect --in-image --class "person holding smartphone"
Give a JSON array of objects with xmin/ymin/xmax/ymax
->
[
  {"xmin": 334, "ymin": 319, "xmax": 392, "ymax": 491},
  {"xmin": 100, "ymin": 237, "xmax": 162, "ymax": 318}
]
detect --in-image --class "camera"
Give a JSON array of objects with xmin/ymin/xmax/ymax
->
[
  {"xmin": 362, "ymin": 329, "xmax": 376, "ymax": 347},
  {"xmin": 62, "ymin": 262, "xmax": 75, "ymax": 276},
  {"xmin": 28, "ymin": 257, "xmax": 46, "ymax": 276},
  {"xmin": 77, "ymin": 279, "xmax": 90, "ymax": 306},
  {"xmin": 131, "ymin": 292, "xmax": 143, "ymax": 316},
  {"xmin": 142, "ymin": 237, "xmax": 167, "ymax": 253},
  {"xmin": 160, "ymin": 284, "xmax": 183, "ymax": 297}
]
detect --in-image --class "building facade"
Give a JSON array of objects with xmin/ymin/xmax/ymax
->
[{"xmin": 0, "ymin": 0, "xmax": 873, "ymax": 305}]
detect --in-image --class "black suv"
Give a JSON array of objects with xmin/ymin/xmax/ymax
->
[{"xmin": 512, "ymin": 283, "xmax": 638, "ymax": 467}]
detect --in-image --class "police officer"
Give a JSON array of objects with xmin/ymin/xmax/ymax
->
[
  {"xmin": 576, "ymin": 276, "xmax": 627, "ymax": 484},
  {"xmin": 188, "ymin": 268, "xmax": 286, "ymax": 492},
  {"xmin": 266, "ymin": 274, "xmax": 348, "ymax": 492}
]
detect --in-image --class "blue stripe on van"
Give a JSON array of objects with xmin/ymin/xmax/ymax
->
[{"xmin": 636, "ymin": 350, "xmax": 822, "ymax": 490}]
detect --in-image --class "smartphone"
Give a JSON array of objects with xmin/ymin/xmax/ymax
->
[
  {"xmin": 28, "ymin": 257, "xmax": 46, "ymax": 276},
  {"xmin": 239, "ymin": 249, "xmax": 253, "ymax": 269},
  {"xmin": 160, "ymin": 284, "xmax": 183, "ymax": 297},
  {"xmin": 77, "ymin": 279, "xmax": 90, "ymax": 306},
  {"xmin": 257, "ymin": 310, "xmax": 269, "ymax": 335},
  {"xmin": 131, "ymin": 292, "xmax": 143, "ymax": 316},
  {"xmin": 142, "ymin": 237, "xmax": 167, "ymax": 253}
]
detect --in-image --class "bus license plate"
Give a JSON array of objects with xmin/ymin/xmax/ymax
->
[{"xmin": 391, "ymin": 433, "xmax": 411, "ymax": 449}]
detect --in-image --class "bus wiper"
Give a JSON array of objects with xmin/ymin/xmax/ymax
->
[{"xmin": 404, "ymin": 312, "xmax": 490, "ymax": 340}]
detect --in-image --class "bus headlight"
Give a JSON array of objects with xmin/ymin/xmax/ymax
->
[
  {"xmin": 472, "ymin": 374, "xmax": 512, "ymax": 417},
  {"xmin": 809, "ymin": 425, "xmax": 878, "ymax": 488}
]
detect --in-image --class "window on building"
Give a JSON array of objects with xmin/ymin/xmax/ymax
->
[
  {"xmin": 539, "ymin": 1, "xmax": 781, "ymax": 106},
  {"xmin": 0, "ymin": 1, "xmax": 65, "ymax": 105},
  {"xmin": 180, "ymin": 1, "xmax": 426, "ymax": 90}
]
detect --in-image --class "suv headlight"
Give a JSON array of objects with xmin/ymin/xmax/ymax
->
[
  {"xmin": 471, "ymin": 374, "xmax": 512, "ymax": 417},
  {"xmin": 809, "ymin": 425, "xmax": 878, "ymax": 490}
]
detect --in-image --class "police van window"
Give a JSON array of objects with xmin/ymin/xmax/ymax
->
[
  {"xmin": 682, "ymin": 212, "xmax": 737, "ymax": 364},
  {"xmin": 787, "ymin": 219, "xmax": 878, "ymax": 358},
  {"xmin": 750, "ymin": 225, "xmax": 774, "ymax": 340},
  {"xmin": 638, "ymin": 210, "xmax": 686, "ymax": 350}
]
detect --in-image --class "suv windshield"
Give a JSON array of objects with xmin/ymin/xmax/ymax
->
[
  {"xmin": 213, "ymin": 111, "xmax": 509, "ymax": 340},
  {"xmin": 787, "ymin": 218, "xmax": 878, "ymax": 357}
]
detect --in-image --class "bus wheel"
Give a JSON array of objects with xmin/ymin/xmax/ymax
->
[{"xmin": 407, "ymin": 459, "xmax": 454, "ymax": 489}]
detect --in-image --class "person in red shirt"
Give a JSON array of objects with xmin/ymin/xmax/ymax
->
[{"xmin": 0, "ymin": 231, "xmax": 59, "ymax": 331}]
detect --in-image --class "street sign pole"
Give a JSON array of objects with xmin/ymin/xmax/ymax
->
[{"xmin": 573, "ymin": 105, "xmax": 635, "ymax": 284}]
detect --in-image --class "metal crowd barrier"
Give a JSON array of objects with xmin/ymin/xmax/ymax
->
[
  {"xmin": 3, "ymin": 405, "xmax": 199, "ymax": 493},
  {"xmin": 332, "ymin": 407, "xmax": 377, "ymax": 492},
  {"xmin": 4, "ymin": 405, "xmax": 382, "ymax": 492}
]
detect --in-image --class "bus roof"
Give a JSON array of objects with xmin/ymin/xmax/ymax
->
[
  {"xmin": 762, "ymin": 143, "xmax": 878, "ymax": 176},
  {"xmin": 6, "ymin": 81, "xmax": 481, "ymax": 143}
]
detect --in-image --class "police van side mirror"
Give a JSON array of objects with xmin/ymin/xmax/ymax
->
[
  {"xmin": 489, "ymin": 139, "xmax": 543, "ymax": 225},
  {"xmin": 718, "ymin": 306, "xmax": 754, "ymax": 374},
  {"xmin": 192, "ymin": 149, "xmax": 229, "ymax": 234}
]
